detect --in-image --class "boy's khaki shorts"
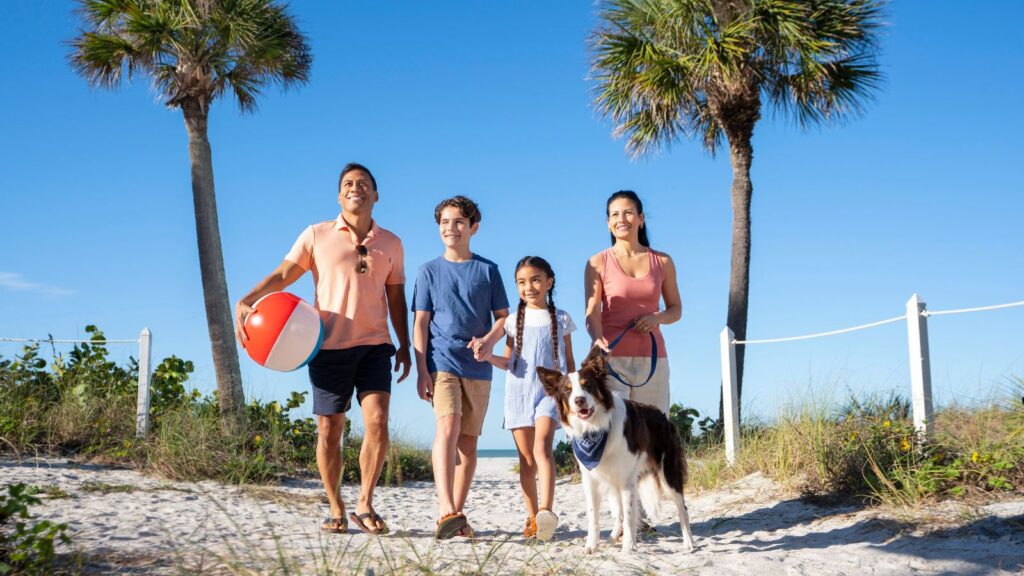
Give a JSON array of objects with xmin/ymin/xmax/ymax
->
[{"xmin": 431, "ymin": 371, "xmax": 491, "ymax": 436}]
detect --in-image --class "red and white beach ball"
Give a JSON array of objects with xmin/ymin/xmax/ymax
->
[{"xmin": 242, "ymin": 292, "xmax": 323, "ymax": 372}]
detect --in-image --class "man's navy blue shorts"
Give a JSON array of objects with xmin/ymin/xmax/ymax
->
[{"xmin": 307, "ymin": 343, "xmax": 395, "ymax": 415}]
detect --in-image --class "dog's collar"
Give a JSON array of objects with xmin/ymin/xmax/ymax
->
[{"xmin": 571, "ymin": 429, "xmax": 608, "ymax": 471}]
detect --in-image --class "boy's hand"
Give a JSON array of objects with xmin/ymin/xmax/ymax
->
[
  {"xmin": 467, "ymin": 337, "xmax": 492, "ymax": 362},
  {"xmin": 417, "ymin": 372, "xmax": 434, "ymax": 402}
]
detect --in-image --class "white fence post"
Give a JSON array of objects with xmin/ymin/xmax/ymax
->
[
  {"xmin": 136, "ymin": 328, "xmax": 153, "ymax": 438},
  {"xmin": 906, "ymin": 294, "xmax": 934, "ymax": 438},
  {"xmin": 720, "ymin": 327, "xmax": 740, "ymax": 465}
]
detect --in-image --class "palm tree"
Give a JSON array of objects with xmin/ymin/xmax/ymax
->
[
  {"xmin": 592, "ymin": 0, "xmax": 883, "ymax": 424},
  {"xmin": 69, "ymin": 0, "xmax": 311, "ymax": 429}
]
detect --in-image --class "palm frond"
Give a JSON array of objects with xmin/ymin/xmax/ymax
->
[
  {"xmin": 591, "ymin": 0, "xmax": 884, "ymax": 153},
  {"xmin": 68, "ymin": 31, "xmax": 142, "ymax": 87},
  {"xmin": 772, "ymin": 52, "xmax": 881, "ymax": 126},
  {"xmin": 592, "ymin": 0, "xmax": 722, "ymax": 157},
  {"xmin": 68, "ymin": 0, "xmax": 311, "ymax": 113}
]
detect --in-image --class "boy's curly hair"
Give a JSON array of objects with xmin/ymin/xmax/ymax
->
[{"xmin": 434, "ymin": 196, "xmax": 482, "ymax": 225}]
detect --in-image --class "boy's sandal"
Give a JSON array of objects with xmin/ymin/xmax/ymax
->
[
  {"xmin": 349, "ymin": 511, "xmax": 390, "ymax": 535},
  {"xmin": 435, "ymin": 512, "xmax": 468, "ymax": 540},
  {"xmin": 320, "ymin": 517, "xmax": 348, "ymax": 534},
  {"xmin": 535, "ymin": 509, "xmax": 558, "ymax": 542},
  {"xmin": 523, "ymin": 515, "xmax": 537, "ymax": 539}
]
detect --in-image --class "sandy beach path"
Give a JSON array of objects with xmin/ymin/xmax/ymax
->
[{"xmin": 2, "ymin": 456, "xmax": 1022, "ymax": 574}]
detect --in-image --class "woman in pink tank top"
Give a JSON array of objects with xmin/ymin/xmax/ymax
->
[{"xmin": 583, "ymin": 191, "xmax": 682, "ymax": 414}]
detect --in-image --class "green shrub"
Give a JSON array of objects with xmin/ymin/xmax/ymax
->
[
  {"xmin": 0, "ymin": 483, "xmax": 70, "ymax": 575},
  {"xmin": 0, "ymin": 325, "xmax": 432, "ymax": 486},
  {"xmin": 553, "ymin": 440, "xmax": 578, "ymax": 477},
  {"xmin": 669, "ymin": 404, "xmax": 699, "ymax": 444}
]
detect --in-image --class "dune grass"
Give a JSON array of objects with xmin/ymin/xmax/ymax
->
[
  {"xmin": 683, "ymin": 381, "xmax": 1024, "ymax": 508},
  {"xmin": 0, "ymin": 327, "xmax": 432, "ymax": 487}
]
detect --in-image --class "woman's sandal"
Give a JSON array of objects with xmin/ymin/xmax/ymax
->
[
  {"xmin": 535, "ymin": 509, "xmax": 558, "ymax": 542},
  {"xmin": 435, "ymin": 512, "xmax": 469, "ymax": 540},
  {"xmin": 320, "ymin": 516, "xmax": 348, "ymax": 534}
]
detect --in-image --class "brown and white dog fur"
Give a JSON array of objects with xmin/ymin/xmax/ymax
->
[{"xmin": 537, "ymin": 349, "xmax": 694, "ymax": 554}]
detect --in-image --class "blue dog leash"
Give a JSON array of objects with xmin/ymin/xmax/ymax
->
[{"xmin": 603, "ymin": 321, "xmax": 658, "ymax": 388}]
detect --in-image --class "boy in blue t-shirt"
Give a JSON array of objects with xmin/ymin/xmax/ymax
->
[{"xmin": 412, "ymin": 195, "xmax": 509, "ymax": 539}]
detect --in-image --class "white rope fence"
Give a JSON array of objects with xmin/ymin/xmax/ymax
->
[
  {"xmin": 1, "ymin": 329, "xmax": 154, "ymax": 438},
  {"xmin": 924, "ymin": 300, "xmax": 1024, "ymax": 317},
  {"xmin": 719, "ymin": 295, "xmax": 1024, "ymax": 465},
  {"xmin": 735, "ymin": 315, "xmax": 906, "ymax": 345},
  {"xmin": 0, "ymin": 338, "xmax": 140, "ymax": 344}
]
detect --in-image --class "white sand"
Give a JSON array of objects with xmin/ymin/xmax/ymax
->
[{"xmin": 2, "ymin": 456, "xmax": 1022, "ymax": 575}]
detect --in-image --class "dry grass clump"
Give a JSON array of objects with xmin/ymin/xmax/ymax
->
[{"xmin": 686, "ymin": 382, "xmax": 1024, "ymax": 508}]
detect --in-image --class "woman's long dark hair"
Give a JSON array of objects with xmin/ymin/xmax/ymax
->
[
  {"xmin": 512, "ymin": 256, "xmax": 559, "ymax": 373},
  {"xmin": 606, "ymin": 190, "xmax": 650, "ymax": 247}
]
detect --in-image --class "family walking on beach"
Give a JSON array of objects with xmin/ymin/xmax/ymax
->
[{"xmin": 234, "ymin": 162, "xmax": 682, "ymax": 540}]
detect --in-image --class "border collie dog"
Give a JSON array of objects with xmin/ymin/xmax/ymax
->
[{"xmin": 537, "ymin": 349, "xmax": 694, "ymax": 553}]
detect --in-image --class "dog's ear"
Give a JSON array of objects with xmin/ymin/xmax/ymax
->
[
  {"xmin": 582, "ymin": 346, "xmax": 608, "ymax": 376},
  {"xmin": 535, "ymin": 366, "xmax": 566, "ymax": 398}
]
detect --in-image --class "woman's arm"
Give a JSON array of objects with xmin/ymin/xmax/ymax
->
[{"xmin": 583, "ymin": 254, "xmax": 608, "ymax": 351}]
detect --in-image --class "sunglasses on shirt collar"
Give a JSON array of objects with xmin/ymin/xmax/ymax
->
[{"xmin": 356, "ymin": 244, "xmax": 368, "ymax": 274}]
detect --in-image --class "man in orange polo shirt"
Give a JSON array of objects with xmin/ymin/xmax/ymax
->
[{"xmin": 234, "ymin": 163, "xmax": 410, "ymax": 535}]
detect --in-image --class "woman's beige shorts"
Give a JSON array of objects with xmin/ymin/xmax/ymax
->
[{"xmin": 606, "ymin": 356, "xmax": 670, "ymax": 414}]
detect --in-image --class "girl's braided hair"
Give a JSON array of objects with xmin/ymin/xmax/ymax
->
[{"xmin": 512, "ymin": 256, "xmax": 559, "ymax": 372}]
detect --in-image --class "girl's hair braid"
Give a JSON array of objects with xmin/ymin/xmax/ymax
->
[
  {"xmin": 547, "ymin": 276, "xmax": 559, "ymax": 369},
  {"xmin": 513, "ymin": 298, "xmax": 526, "ymax": 372},
  {"xmin": 511, "ymin": 256, "xmax": 559, "ymax": 371}
]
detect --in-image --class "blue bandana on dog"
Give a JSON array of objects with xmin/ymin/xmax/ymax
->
[{"xmin": 571, "ymin": 429, "xmax": 608, "ymax": 470}]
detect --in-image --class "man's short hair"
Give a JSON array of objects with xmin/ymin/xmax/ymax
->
[
  {"xmin": 338, "ymin": 162, "xmax": 377, "ymax": 191},
  {"xmin": 434, "ymin": 196, "xmax": 482, "ymax": 225}
]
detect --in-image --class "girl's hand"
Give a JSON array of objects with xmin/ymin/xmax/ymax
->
[
  {"xmin": 591, "ymin": 337, "xmax": 610, "ymax": 353},
  {"xmin": 467, "ymin": 337, "xmax": 493, "ymax": 362},
  {"xmin": 633, "ymin": 313, "xmax": 661, "ymax": 333}
]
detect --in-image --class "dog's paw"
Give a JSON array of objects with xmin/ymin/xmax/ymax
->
[
  {"xmin": 619, "ymin": 539, "xmax": 637, "ymax": 555},
  {"xmin": 584, "ymin": 537, "xmax": 599, "ymax": 553}
]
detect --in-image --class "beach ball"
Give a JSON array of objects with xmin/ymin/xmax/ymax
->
[{"xmin": 242, "ymin": 292, "xmax": 324, "ymax": 372}]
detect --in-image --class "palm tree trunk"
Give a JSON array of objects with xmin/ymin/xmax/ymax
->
[
  {"xmin": 182, "ymin": 100, "xmax": 245, "ymax": 431},
  {"xmin": 727, "ymin": 136, "xmax": 753, "ymax": 424},
  {"xmin": 717, "ymin": 120, "xmax": 756, "ymax": 427}
]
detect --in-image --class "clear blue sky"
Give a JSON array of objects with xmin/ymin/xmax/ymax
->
[{"xmin": 1, "ymin": 2, "xmax": 1021, "ymax": 449}]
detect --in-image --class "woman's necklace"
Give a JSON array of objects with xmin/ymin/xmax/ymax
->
[{"xmin": 613, "ymin": 244, "xmax": 647, "ymax": 259}]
